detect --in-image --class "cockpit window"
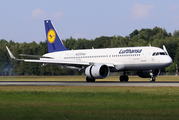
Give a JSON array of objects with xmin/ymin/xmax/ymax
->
[
  {"xmin": 152, "ymin": 53, "xmax": 156, "ymax": 56},
  {"xmin": 159, "ymin": 52, "xmax": 165, "ymax": 55},
  {"xmin": 152, "ymin": 52, "xmax": 167, "ymax": 56}
]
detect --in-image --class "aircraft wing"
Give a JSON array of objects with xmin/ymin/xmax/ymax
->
[
  {"xmin": 24, "ymin": 59, "xmax": 114, "ymax": 67},
  {"xmin": 6, "ymin": 46, "xmax": 114, "ymax": 68},
  {"xmin": 24, "ymin": 59, "xmax": 90, "ymax": 66}
]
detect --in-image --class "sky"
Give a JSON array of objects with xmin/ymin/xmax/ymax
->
[{"xmin": 0, "ymin": 0, "xmax": 179, "ymax": 43}]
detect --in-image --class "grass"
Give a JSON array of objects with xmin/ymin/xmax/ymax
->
[
  {"xmin": 0, "ymin": 76, "xmax": 179, "ymax": 119},
  {"xmin": 0, "ymin": 75, "xmax": 179, "ymax": 81},
  {"xmin": 0, "ymin": 86, "xmax": 179, "ymax": 120}
]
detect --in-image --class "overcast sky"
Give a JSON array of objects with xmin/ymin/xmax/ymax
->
[{"xmin": 0, "ymin": 0, "xmax": 179, "ymax": 43}]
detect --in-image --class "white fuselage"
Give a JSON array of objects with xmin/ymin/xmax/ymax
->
[{"xmin": 42, "ymin": 46, "xmax": 172, "ymax": 71}]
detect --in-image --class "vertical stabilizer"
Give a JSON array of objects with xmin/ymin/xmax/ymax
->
[{"xmin": 44, "ymin": 20, "xmax": 68, "ymax": 53}]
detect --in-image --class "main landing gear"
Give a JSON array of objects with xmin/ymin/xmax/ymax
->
[
  {"xmin": 86, "ymin": 77, "xmax": 95, "ymax": 82},
  {"xmin": 119, "ymin": 71, "xmax": 129, "ymax": 82}
]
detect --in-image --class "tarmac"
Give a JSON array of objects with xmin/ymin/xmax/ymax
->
[{"xmin": 0, "ymin": 81, "xmax": 179, "ymax": 87}]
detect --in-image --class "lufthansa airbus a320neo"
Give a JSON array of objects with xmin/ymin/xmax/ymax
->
[{"xmin": 6, "ymin": 20, "xmax": 172, "ymax": 82}]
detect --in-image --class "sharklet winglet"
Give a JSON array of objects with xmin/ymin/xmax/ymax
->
[
  {"xmin": 6, "ymin": 46, "xmax": 16, "ymax": 59},
  {"xmin": 6, "ymin": 46, "xmax": 24, "ymax": 61},
  {"xmin": 163, "ymin": 45, "xmax": 169, "ymax": 54}
]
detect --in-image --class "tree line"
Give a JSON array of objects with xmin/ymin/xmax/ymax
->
[{"xmin": 1, "ymin": 26, "xmax": 179, "ymax": 76}]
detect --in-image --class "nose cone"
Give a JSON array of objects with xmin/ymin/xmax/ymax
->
[{"xmin": 165, "ymin": 56, "xmax": 173, "ymax": 67}]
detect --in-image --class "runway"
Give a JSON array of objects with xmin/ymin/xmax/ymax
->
[{"xmin": 0, "ymin": 81, "xmax": 179, "ymax": 87}]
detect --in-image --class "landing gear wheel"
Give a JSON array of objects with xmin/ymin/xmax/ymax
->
[
  {"xmin": 120, "ymin": 71, "xmax": 129, "ymax": 82},
  {"xmin": 119, "ymin": 75, "xmax": 129, "ymax": 82},
  {"xmin": 124, "ymin": 76, "xmax": 129, "ymax": 82},
  {"xmin": 150, "ymin": 77, "xmax": 156, "ymax": 82},
  {"xmin": 86, "ymin": 77, "xmax": 95, "ymax": 82},
  {"xmin": 120, "ymin": 76, "xmax": 124, "ymax": 82}
]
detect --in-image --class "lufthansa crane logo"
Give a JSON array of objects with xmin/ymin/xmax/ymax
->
[{"xmin": 47, "ymin": 29, "xmax": 56, "ymax": 43}]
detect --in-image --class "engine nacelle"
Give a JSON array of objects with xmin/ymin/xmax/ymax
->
[
  {"xmin": 85, "ymin": 64, "xmax": 110, "ymax": 79},
  {"xmin": 137, "ymin": 69, "xmax": 160, "ymax": 78}
]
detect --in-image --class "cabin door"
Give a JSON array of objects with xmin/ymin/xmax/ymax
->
[{"xmin": 141, "ymin": 49, "xmax": 147, "ymax": 62}]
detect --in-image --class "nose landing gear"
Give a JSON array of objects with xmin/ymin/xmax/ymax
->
[
  {"xmin": 149, "ymin": 70, "xmax": 156, "ymax": 82},
  {"xmin": 150, "ymin": 77, "xmax": 156, "ymax": 82}
]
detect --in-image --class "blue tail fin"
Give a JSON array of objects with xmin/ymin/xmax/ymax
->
[{"xmin": 44, "ymin": 20, "xmax": 68, "ymax": 52}]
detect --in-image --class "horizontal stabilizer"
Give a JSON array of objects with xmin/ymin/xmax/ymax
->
[{"xmin": 19, "ymin": 54, "xmax": 53, "ymax": 59}]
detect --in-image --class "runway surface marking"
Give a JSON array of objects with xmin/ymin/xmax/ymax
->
[{"xmin": 0, "ymin": 81, "xmax": 179, "ymax": 86}]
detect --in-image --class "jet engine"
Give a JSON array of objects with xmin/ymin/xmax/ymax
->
[
  {"xmin": 85, "ymin": 64, "xmax": 110, "ymax": 79},
  {"xmin": 137, "ymin": 69, "xmax": 161, "ymax": 78}
]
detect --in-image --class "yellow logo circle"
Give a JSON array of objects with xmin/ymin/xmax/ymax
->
[{"xmin": 47, "ymin": 29, "xmax": 56, "ymax": 43}]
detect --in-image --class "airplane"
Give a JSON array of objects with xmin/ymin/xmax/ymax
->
[{"xmin": 6, "ymin": 20, "xmax": 173, "ymax": 82}]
